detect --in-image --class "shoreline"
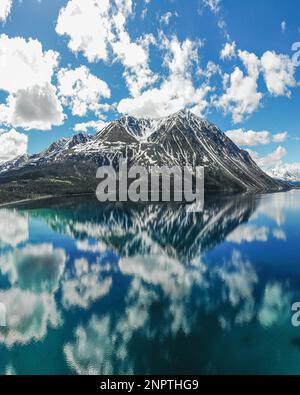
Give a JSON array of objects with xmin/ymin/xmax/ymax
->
[
  {"xmin": 0, "ymin": 187, "xmax": 297, "ymax": 210},
  {"xmin": 0, "ymin": 195, "xmax": 54, "ymax": 209},
  {"xmin": 0, "ymin": 192, "xmax": 98, "ymax": 209}
]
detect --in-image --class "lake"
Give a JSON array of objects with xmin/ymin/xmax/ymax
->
[{"xmin": 0, "ymin": 190, "xmax": 300, "ymax": 375}]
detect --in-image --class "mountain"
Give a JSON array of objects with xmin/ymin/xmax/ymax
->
[
  {"xmin": 267, "ymin": 164, "xmax": 300, "ymax": 184},
  {"xmin": 0, "ymin": 109, "xmax": 288, "ymax": 204}
]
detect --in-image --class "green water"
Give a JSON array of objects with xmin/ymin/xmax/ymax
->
[{"xmin": 0, "ymin": 190, "xmax": 300, "ymax": 375}]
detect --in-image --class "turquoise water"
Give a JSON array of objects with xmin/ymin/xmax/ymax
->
[{"xmin": 0, "ymin": 190, "xmax": 300, "ymax": 375}]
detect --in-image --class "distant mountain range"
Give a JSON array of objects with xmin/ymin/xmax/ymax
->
[
  {"xmin": 0, "ymin": 109, "xmax": 288, "ymax": 204},
  {"xmin": 267, "ymin": 164, "xmax": 300, "ymax": 184}
]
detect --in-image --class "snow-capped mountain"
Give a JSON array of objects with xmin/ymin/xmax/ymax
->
[
  {"xmin": 0, "ymin": 109, "xmax": 287, "ymax": 204},
  {"xmin": 267, "ymin": 164, "xmax": 300, "ymax": 183}
]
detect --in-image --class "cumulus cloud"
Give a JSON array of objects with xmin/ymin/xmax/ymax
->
[
  {"xmin": 0, "ymin": 0, "xmax": 12, "ymax": 22},
  {"xmin": 247, "ymin": 146, "xmax": 287, "ymax": 170},
  {"xmin": 216, "ymin": 251, "xmax": 258, "ymax": 324},
  {"xmin": 258, "ymin": 283, "xmax": 290, "ymax": 327},
  {"xmin": 226, "ymin": 128, "xmax": 289, "ymax": 147},
  {"xmin": 217, "ymin": 46, "xmax": 297, "ymax": 122},
  {"xmin": 225, "ymin": 128, "xmax": 270, "ymax": 147},
  {"xmin": 57, "ymin": 66, "xmax": 111, "ymax": 117},
  {"xmin": 56, "ymin": 0, "xmax": 111, "ymax": 62},
  {"xmin": 62, "ymin": 258, "xmax": 112, "ymax": 309},
  {"xmin": 112, "ymin": 32, "xmax": 157, "ymax": 96},
  {"xmin": 202, "ymin": 0, "xmax": 221, "ymax": 13},
  {"xmin": 238, "ymin": 50, "xmax": 260, "ymax": 79},
  {"xmin": 56, "ymin": 0, "xmax": 155, "ymax": 96},
  {"xmin": 0, "ymin": 128, "xmax": 27, "ymax": 163},
  {"xmin": 0, "ymin": 209, "xmax": 28, "ymax": 247},
  {"xmin": 0, "ymin": 244, "xmax": 65, "ymax": 347},
  {"xmin": 0, "ymin": 243, "xmax": 66, "ymax": 293},
  {"xmin": 272, "ymin": 131, "xmax": 288, "ymax": 143},
  {"xmin": 64, "ymin": 315, "xmax": 113, "ymax": 375},
  {"xmin": 118, "ymin": 36, "xmax": 210, "ymax": 118},
  {"xmin": 220, "ymin": 42, "xmax": 236, "ymax": 60},
  {"xmin": 74, "ymin": 120, "xmax": 108, "ymax": 133},
  {"xmin": 227, "ymin": 225, "xmax": 269, "ymax": 244},
  {"xmin": 0, "ymin": 34, "xmax": 64, "ymax": 130},
  {"xmin": 0, "ymin": 34, "xmax": 58, "ymax": 93},
  {"xmin": 0, "ymin": 288, "xmax": 62, "ymax": 347},
  {"xmin": 261, "ymin": 51, "xmax": 296, "ymax": 97},
  {"xmin": 2, "ymin": 84, "xmax": 65, "ymax": 130},
  {"xmin": 217, "ymin": 67, "xmax": 262, "ymax": 123}
]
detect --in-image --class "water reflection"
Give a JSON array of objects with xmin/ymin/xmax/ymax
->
[{"xmin": 0, "ymin": 190, "xmax": 300, "ymax": 374}]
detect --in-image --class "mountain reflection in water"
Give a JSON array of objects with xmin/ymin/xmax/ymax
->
[{"xmin": 0, "ymin": 190, "xmax": 300, "ymax": 375}]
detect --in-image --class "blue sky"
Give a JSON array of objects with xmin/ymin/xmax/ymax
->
[{"xmin": 0, "ymin": 0, "xmax": 299, "ymax": 174}]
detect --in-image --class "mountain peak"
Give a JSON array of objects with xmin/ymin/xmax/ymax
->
[{"xmin": 0, "ymin": 110, "xmax": 289, "ymax": 198}]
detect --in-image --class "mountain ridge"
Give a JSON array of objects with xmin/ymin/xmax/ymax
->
[{"xmin": 0, "ymin": 109, "xmax": 289, "ymax": 204}]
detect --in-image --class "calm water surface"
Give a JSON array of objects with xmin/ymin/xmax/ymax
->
[{"xmin": 0, "ymin": 190, "xmax": 300, "ymax": 375}]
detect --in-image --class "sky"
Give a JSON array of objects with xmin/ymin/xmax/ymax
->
[{"xmin": 0, "ymin": 0, "xmax": 299, "ymax": 175}]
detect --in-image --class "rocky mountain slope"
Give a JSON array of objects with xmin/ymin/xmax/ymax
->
[{"xmin": 0, "ymin": 109, "xmax": 288, "ymax": 204}]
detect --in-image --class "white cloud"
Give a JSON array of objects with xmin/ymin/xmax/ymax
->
[
  {"xmin": 225, "ymin": 128, "xmax": 270, "ymax": 146},
  {"xmin": 62, "ymin": 258, "xmax": 112, "ymax": 309},
  {"xmin": 0, "ymin": 288, "xmax": 61, "ymax": 347},
  {"xmin": 281, "ymin": 21, "xmax": 287, "ymax": 33},
  {"xmin": 220, "ymin": 42, "xmax": 236, "ymax": 60},
  {"xmin": 273, "ymin": 131, "xmax": 288, "ymax": 143},
  {"xmin": 217, "ymin": 67, "xmax": 262, "ymax": 123},
  {"xmin": 216, "ymin": 251, "xmax": 258, "ymax": 312},
  {"xmin": 258, "ymin": 283, "xmax": 290, "ymax": 328},
  {"xmin": 0, "ymin": 34, "xmax": 64, "ymax": 130},
  {"xmin": 202, "ymin": 0, "xmax": 221, "ymax": 14},
  {"xmin": 56, "ymin": 0, "xmax": 156, "ymax": 96},
  {"xmin": 0, "ymin": 242, "xmax": 65, "ymax": 346},
  {"xmin": 0, "ymin": 34, "xmax": 58, "ymax": 94},
  {"xmin": 56, "ymin": 0, "xmax": 111, "ymax": 63},
  {"xmin": 226, "ymin": 128, "xmax": 288, "ymax": 147},
  {"xmin": 112, "ymin": 32, "xmax": 156, "ymax": 96},
  {"xmin": 0, "ymin": 209, "xmax": 28, "ymax": 247},
  {"xmin": 272, "ymin": 228, "xmax": 286, "ymax": 241},
  {"xmin": 0, "ymin": 129, "xmax": 28, "ymax": 163},
  {"xmin": 1, "ymin": 84, "xmax": 64, "ymax": 131},
  {"xmin": 57, "ymin": 66, "xmax": 111, "ymax": 117},
  {"xmin": 74, "ymin": 120, "xmax": 108, "ymax": 133},
  {"xmin": 0, "ymin": 243, "xmax": 66, "ymax": 293},
  {"xmin": 217, "ymin": 46, "xmax": 297, "ymax": 122},
  {"xmin": 261, "ymin": 51, "xmax": 296, "ymax": 97},
  {"xmin": 238, "ymin": 50, "xmax": 261, "ymax": 79},
  {"xmin": 0, "ymin": 0, "xmax": 12, "ymax": 22},
  {"xmin": 118, "ymin": 79, "xmax": 210, "ymax": 118},
  {"xmin": 160, "ymin": 12, "xmax": 173, "ymax": 25},
  {"xmin": 227, "ymin": 225, "xmax": 269, "ymax": 244},
  {"xmin": 247, "ymin": 146, "xmax": 287, "ymax": 170},
  {"xmin": 118, "ymin": 36, "xmax": 210, "ymax": 118},
  {"xmin": 201, "ymin": 61, "xmax": 222, "ymax": 79}
]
